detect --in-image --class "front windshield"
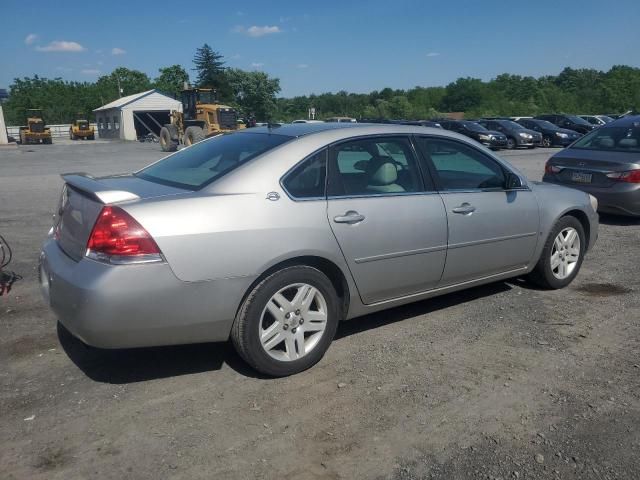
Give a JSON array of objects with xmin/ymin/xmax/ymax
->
[
  {"xmin": 567, "ymin": 115, "xmax": 591, "ymax": 126},
  {"xmin": 571, "ymin": 126, "xmax": 640, "ymax": 153},
  {"xmin": 599, "ymin": 116, "xmax": 614, "ymax": 123},
  {"xmin": 500, "ymin": 120, "xmax": 525, "ymax": 130},
  {"xmin": 462, "ymin": 121, "xmax": 487, "ymax": 132},
  {"xmin": 533, "ymin": 119, "xmax": 558, "ymax": 130},
  {"xmin": 136, "ymin": 132, "xmax": 292, "ymax": 190}
]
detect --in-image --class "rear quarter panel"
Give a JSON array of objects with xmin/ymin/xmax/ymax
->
[{"xmin": 122, "ymin": 194, "xmax": 349, "ymax": 284}]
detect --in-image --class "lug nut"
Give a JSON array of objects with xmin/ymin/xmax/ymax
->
[
  {"xmin": 295, "ymin": 309, "xmax": 300, "ymax": 315},
  {"xmin": 299, "ymin": 319, "xmax": 304, "ymax": 324},
  {"xmin": 291, "ymin": 328, "xmax": 297, "ymax": 333},
  {"xmin": 283, "ymin": 324, "xmax": 289, "ymax": 330},
  {"xmin": 285, "ymin": 313, "xmax": 291, "ymax": 319}
]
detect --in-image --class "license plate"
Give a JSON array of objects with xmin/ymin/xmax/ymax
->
[{"xmin": 571, "ymin": 171, "xmax": 592, "ymax": 183}]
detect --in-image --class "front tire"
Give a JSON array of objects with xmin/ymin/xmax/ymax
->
[
  {"xmin": 231, "ymin": 266, "xmax": 340, "ymax": 377},
  {"xmin": 542, "ymin": 136, "xmax": 552, "ymax": 148},
  {"xmin": 506, "ymin": 137, "xmax": 516, "ymax": 149},
  {"xmin": 528, "ymin": 216, "xmax": 585, "ymax": 289},
  {"xmin": 184, "ymin": 126, "xmax": 205, "ymax": 147}
]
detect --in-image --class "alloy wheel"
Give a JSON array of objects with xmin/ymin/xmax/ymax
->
[
  {"xmin": 550, "ymin": 227, "xmax": 581, "ymax": 280},
  {"xmin": 259, "ymin": 283, "xmax": 328, "ymax": 361}
]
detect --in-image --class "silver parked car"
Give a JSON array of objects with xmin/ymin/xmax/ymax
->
[
  {"xmin": 544, "ymin": 115, "xmax": 640, "ymax": 217},
  {"xmin": 40, "ymin": 123, "xmax": 599, "ymax": 376}
]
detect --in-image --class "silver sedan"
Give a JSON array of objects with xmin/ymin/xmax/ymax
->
[{"xmin": 40, "ymin": 123, "xmax": 599, "ymax": 376}]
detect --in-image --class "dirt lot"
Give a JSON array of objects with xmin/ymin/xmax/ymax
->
[{"xmin": 1, "ymin": 141, "xmax": 639, "ymax": 480}]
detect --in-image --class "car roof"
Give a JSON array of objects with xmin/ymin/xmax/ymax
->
[
  {"xmin": 609, "ymin": 115, "xmax": 640, "ymax": 127},
  {"xmin": 238, "ymin": 122, "xmax": 448, "ymax": 138}
]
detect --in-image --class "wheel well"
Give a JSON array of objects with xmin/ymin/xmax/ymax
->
[
  {"xmin": 563, "ymin": 209, "xmax": 591, "ymax": 247},
  {"xmin": 239, "ymin": 256, "xmax": 351, "ymax": 320}
]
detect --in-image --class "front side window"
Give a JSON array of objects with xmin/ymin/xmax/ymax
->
[
  {"xmin": 283, "ymin": 149, "xmax": 327, "ymax": 199},
  {"xmin": 417, "ymin": 137, "xmax": 505, "ymax": 191},
  {"xmin": 328, "ymin": 137, "xmax": 424, "ymax": 196},
  {"xmin": 137, "ymin": 132, "xmax": 292, "ymax": 190}
]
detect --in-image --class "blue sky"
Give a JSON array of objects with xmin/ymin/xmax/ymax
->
[{"xmin": 1, "ymin": 0, "xmax": 638, "ymax": 97}]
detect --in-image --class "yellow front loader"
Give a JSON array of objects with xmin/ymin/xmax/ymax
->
[
  {"xmin": 19, "ymin": 109, "xmax": 52, "ymax": 145},
  {"xmin": 159, "ymin": 88, "xmax": 244, "ymax": 152}
]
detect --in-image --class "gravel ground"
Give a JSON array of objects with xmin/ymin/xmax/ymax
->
[{"xmin": 1, "ymin": 141, "xmax": 639, "ymax": 480}]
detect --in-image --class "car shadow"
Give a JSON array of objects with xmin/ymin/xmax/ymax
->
[
  {"xmin": 598, "ymin": 213, "xmax": 640, "ymax": 226},
  {"xmin": 335, "ymin": 281, "xmax": 512, "ymax": 340},
  {"xmin": 59, "ymin": 282, "xmax": 513, "ymax": 384}
]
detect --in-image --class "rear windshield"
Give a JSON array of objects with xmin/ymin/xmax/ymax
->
[
  {"xmin": 571, "ymin": 126, "xmax": 640, "ymax": 153},
  {"xmin": 136, "ymin": 132, "xmax": 291, "ymax": 190}
]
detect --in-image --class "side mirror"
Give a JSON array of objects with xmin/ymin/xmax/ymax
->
[{"xmin": 505, "ymin": 173, "xmax": 524, "ymax": 189}]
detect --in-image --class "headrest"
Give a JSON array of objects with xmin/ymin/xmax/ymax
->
[
  {"xmin": 618, "ymin": 138, "xmax": 638, "ymax": 148},
  {"xmin": 367, "ymin": 156, "xmax": 398, "ymax": 186}
]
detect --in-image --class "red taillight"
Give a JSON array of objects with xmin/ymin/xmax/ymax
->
[
  {"xmin": 606, "ymin": 169, "xmax": 640, "ymax": 183},
  {"xmin": 545, "ymin": 162, "xmax": 561, "ymax": 174},
  {"xmin": 86, "ymin": 206, "xmax": 161, "ymax": 258}
]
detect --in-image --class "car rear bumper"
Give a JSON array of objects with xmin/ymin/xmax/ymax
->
[
  {"xmin": 39, "ymin": 238, "xmax": 255, "ymax": 348},
  {"xmin": 543, "ymin": 176, "xmax": 640, "ymax": 217}
]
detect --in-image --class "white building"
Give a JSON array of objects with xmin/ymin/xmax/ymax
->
[{"xmin": 93, "ymin": 89, "xmax": 182, "ymax": 141}]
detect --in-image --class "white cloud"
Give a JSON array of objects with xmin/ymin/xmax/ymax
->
[
  {"xmin": 279, "ymin": 16, "xmax": 292, "ymax": 23},
  {"xmin": 36, "ymin": 40, "xmax": 86, "ymax": 52},
  {"xmin": 250, "ymin": 62, "xmax": 265, "ymax": 69},
  {"xmin": 297, "ymin": 63, "xmax": 309, "ymax": 69},
  {"xmin": 111, "ymin": 47, "xmax": 126, "ymax": 55},
  {"xmin": 234, "ymin": 25, "xmax": 282, "ymax": 37},
  {"xmin": 81, "ymin": 69, "xmax": 101, "ymax": 75},
  {"xmin": 24, "ymin": 33, "xmax": 38, "ymax": 45},
  {"xmin": 426, "ymin": 52, "xmax": 440, "ymax": 57}
]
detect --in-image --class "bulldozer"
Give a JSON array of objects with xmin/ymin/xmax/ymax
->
[
  {"xmin": 69, "ymin": 116, "xmax": 95, "ymax": 140},
  {"xmin": 159, "ymin": 88, "xmax": 244, "ymax": 152},
  {"xmin": 19, "ymin": 109, "xmax": 52, "ymax": 145}
]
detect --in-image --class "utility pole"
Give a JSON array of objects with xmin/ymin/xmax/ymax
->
[{"xmin": 116, "ymin": 75, "xmax": 123, "ymax": 98}]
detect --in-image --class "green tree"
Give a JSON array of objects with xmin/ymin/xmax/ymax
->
[
  {"xmin": 96, "ymin": 67, "xmax": 151, "ymax": 101},
  {"xmin": 192, "ymin": 44, "xmax": 232, "ymax": 101},
  {"xmin": 154, "ymin": 65, "xmax": 189, "ymax": 97},
  {"xmin": 225, "ymin": 69, "xmax": 281, "ymax": 120},
  {"xmin": 441, "ymin": 77, "xmax": 485, "ymax": 112}
]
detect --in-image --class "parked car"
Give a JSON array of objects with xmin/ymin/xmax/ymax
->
[
  {"xmin": 292, "ymin": 119, "xmax": 325, "ymax": 124},
  {"xmin": 543, "ymin": 115, "xmax": 640, "ymax": 217},
  {"xmin": 394, "ymin": 120, "xmax": 443, "ymax": 129},
  {"xmin": 535, "ymin": 114, "xmax": 595, "ymax": 135},
  {"xmin": 477, "ymin": 119, "xmax": 542, "ymax": 149},
  {"xmin": 325, "ymin": 117, "xmax": 357, "ymax": 123},
  {"xmin": 516, "ymin": 118, "xmax": 582, "ymax": 147},
  {"xmin": 439, "ymin": 120, "xmax": 508, "ymax": 149},
  {"xmin": 580, "ymin": 115, "xmax": 614, "ymax": 126},
  {"xmin": 40, "ymin": 123, "xmax": 598, "ymax": 376},
  {"xmin": 358, "ymin": 119, "xmax": 442, "ymax": 128}
]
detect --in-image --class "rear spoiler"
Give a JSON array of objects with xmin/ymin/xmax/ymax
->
[{"xmin": 61, "ymin": 173, "xmax": 140, "ymax": 204}]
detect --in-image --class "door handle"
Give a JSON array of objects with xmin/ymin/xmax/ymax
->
[
  {"xmin": 452, "ymin": 203, "xmax": 476, "ymax": 215},
  {"xmin": 333, "ymin": 211, "xmax": 365, "ymax": 224}
]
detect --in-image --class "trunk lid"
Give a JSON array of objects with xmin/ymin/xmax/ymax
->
[
  {"xmin": 550, "ymin": 149, "xmax": 640, "ymax": 188},
  {"xmin": 55, "ymin": 173, "xmax": 188, "ymax": 261}
]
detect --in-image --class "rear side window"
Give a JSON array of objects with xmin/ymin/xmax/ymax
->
[
  {"xmin": 137, "ymin": 133, "xmax": 291, "ymax": 190},
  {"xmin": 283, "ymin": 149, "xmax": 327, "ymax": 199},
  {"xmin": 417, "ymin": 137, "xmax": 505, "ymax": 191},
  {"xmin": 328, "ymin": 137, "xmax": 424, "ymax": 196}
]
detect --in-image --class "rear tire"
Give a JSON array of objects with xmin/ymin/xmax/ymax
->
[
  {"xmin": 69, "ymin": 129, "xmax": 75, "ymax": 140},
  {"xmin": 542, "ymin": 136, "xmax": 552, "ymax": 148},
  {"xmin": 159, "ymin": 126, "xmax": 178, "ymax": 152},
  {"xmin": 506, "ymin": 137, "xmax": 516, "ymax": 149},
  {"xmin": 231, "ymin": 266, "xmax": 340, "ymax": 377},
  {"xmin": 527, "ymin": 216, "xmax": 585, "ymax": 289},
  {"xmin": 184, "ymin": 126, "xmax": 205, "ymax": 147}
]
